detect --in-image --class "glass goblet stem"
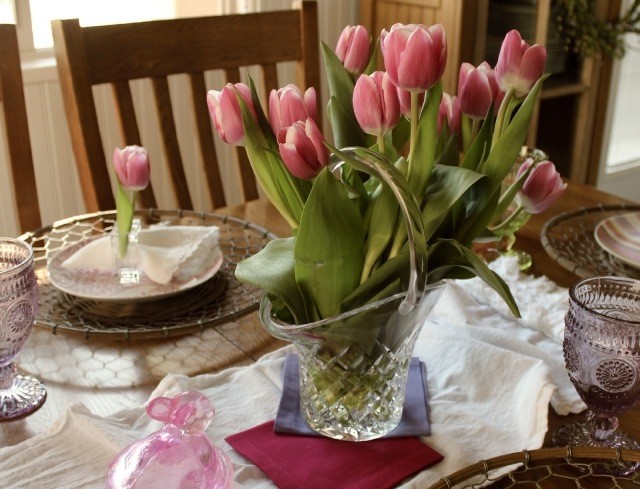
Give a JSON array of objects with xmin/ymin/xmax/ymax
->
[
  {"xmin": 0, "ymin": 363, "xmax": 17, "ymax": 389},
  {"xmin": 588, "ymin": 411, "xmax": 619, "ymax": 442}
]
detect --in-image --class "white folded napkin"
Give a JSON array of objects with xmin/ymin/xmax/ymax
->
[
  {"xmin": 0, "ymin": 256, "xmax": 585, "ymax": 488},
  {"xmin": 61, "ymin": 226, "xmax": 221, "ymax": 285}
]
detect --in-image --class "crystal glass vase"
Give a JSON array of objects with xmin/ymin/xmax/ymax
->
[
  {"xmin": 110, "ymin": 218, "xmax": 141, "ymax": 284},
  {"xmin": 261, "ymin": 282, "xmax": 444, "ymax": 441},
  {"xmin": 553, "ymin": 276, "xmax": 640, "ymax": 473},
  {"xmin": 0, "ymin": 238, "xmax": 46, "ymax": 419},
  {"xmin": 259, "ymin": 149, "xmax": 445, "ymax": 441}
]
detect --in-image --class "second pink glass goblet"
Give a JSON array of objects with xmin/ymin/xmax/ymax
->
[{"xmin": 554, "ymin": 276, "xmax": 640, "ymax": 470}]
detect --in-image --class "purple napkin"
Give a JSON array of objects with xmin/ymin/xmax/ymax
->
[
  {"xmin": 274, "ymin": 355, "xmax": 431, "ymax": 438},
  {"xmin": 226, "ymin": 420, "xmax": 443, "ymax": 489}
]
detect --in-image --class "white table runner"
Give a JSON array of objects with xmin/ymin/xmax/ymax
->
[{"xmin": 0, "ymin": 256, "xmax": 584, "ymax": 488}]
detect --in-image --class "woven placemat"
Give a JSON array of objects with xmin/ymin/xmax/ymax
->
[
  {"xmin": 20, "ymin": 209, "xmax": 277, "ymax": 340},
  {"xmin": 428, "ymin": 446, "xmax": 640, "ymax": 488},
  {"xmin": 540, "ymin": 204, "xmax": 640, "ymax": 280}
]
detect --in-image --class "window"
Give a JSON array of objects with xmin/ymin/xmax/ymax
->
[
  {"xmin": 9, "ymin": 0, "xmax": 231, "ymax": 52},
  {"xmin": 604, "ymin": 29, "xmax": 640, "ymax": 171},
  {"xmin": 0, "ymin": 0, "xmax": 15, "ymax": 23}
]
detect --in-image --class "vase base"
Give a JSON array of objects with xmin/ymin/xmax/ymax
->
[{"xmin": 502, "ymin": 249, "xmax": 532, "ymax": 272}]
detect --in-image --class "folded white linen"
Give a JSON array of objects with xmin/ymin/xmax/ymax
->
[
  {"xmin": 0, "ymin": 256, "xmax": 585, "ymax": 488},
  {"xmin": 61, "ymin": 225, "xmax": 221, "ymax": 285}
]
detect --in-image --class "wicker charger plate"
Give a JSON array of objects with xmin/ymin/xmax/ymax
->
[
  {"xmin": 428, "ymin": 447, "xmax": 640, "ymax": 488},
  {"xmin": 540, "ymin": 204, "xmax": 640, "ymax": 280},
  {"xmin": 20, "ymin": 209, "xmax": 277, "ymax": 340}
]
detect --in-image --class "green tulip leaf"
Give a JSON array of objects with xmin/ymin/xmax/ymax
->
[
  {"xmin": 327, "ymin": 96, "xmax": 370, "ymax": 150},
  {"xmin": 408, "ymin": 81, "xmax": 443, "ymax": 202},
  {"xmin": 481, "ymin": 75, "xmax": 549, "ymax": 192},
  {"xmin": 321, "ymin": 41, "xmax": 356, "ymax": 118},
  {"xmin": 294, "ymin": 168, "xmax": 365, "ymax": 320},
  {"xmin": 361, "ymin": 181, "xmax": 399, "ymax": 282},
  {"xmin": 422, "ymin": 165, "xmax": 485, "ymax": 241},
  {"xmin": 234, "ymin": 237, "xmax": 307, "ymax": 322},
  {"xmin": 460, "ymin": 109, "xmax": 493, "ymax": 171},
  {"xmin": 427, "ymin": 239, "xmax": 520, "ymax": 317},
  {"xmin": 237, "ymin": 90, "xmax": 309, "ymax": 229}
]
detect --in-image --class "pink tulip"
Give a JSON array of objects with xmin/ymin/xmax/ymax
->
[
  {"xmin": 335, "ymin": 25, "xmax": 371, "ymax": 75},
  {"xmin": 437, "ymin": 93, "xmax": 461, "ymax": 135},
  {"xmin": 495, "ymin": 30, "xmax": 547, "ymax": 98},
  {"xmin": 381, "ymin": 23, "xmax": 447, "ymax": 93},
  {"xmin": 277, "ymin": 118, "xmax": 329, "ymax": 179},
  {"xmin": 353, "ymin": 71, "xmax": 400, "ymax": 137},
  {"xmin": 396, "ymin": 87, "xmax": 425, "ymax": 118},
  {"xmin": 207, "ymin": 83, "xmax": 256, "ymax": 146},
  {"xmin": 515, "ymin": 159, "xmax": 567, "ymax": 214},
  {"xmin": 113, "ymin": 145, "xmax": 150, "ymax": 190},
  {"xmin": 268, "ymin": 84, "xmax": 317, "ymax": 135},
  {"xmin": 458, "ymin": 62, "xmax": 503, "ymax": 119}
]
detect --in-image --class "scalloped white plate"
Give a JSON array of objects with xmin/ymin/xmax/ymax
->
[{"xmin": 47, "ymin": 236, "xmax": 223, "ymax": 303}]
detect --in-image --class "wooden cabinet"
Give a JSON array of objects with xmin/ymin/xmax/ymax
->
[{"xmin": 359, "ymin": 0, "xmax": 617, "ymax": 184}]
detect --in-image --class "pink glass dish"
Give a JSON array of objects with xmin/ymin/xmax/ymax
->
[{"xmin": 106, "ymin": 391, "xmax": 233, "ymax": 489}]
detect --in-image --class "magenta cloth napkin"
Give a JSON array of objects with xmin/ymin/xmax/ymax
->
[
  {"xmin": 226, "ymin": 420, "xmax": 443, "ymax": 489},
  {"xmin": 275, "ymin": 355, "xmax": 430, "ymax": 438}
]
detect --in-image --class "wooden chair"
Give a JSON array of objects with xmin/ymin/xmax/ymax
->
[
  {"xmin": 52, "ymin": 1, "xmax": 320, "ymax": 212},
  {"xmin": 0, "ymin": 24, "xmax": 41, "ymax": 233}
]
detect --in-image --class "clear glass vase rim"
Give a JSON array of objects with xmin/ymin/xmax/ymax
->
[
  {"xmin": 260, "ymin": 280, "xmax": 445, "ymax": 333},
  {"xmin": 0, "ymin": 238, "xmax": 34, "ymax": 279},
  {"xmin": 569, "ymin": 276, "xmax": 640, "ymax": 326}
]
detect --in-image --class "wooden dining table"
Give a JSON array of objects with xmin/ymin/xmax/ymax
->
[{"xmin": 1, "ymin": 181, "xmax": 639, "ymax": 484}]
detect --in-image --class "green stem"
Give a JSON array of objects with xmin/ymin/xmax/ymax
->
[
  {"xmin": 489, "ymin": 203, "xmax": 525, "ymax": 234},
  {"xmin": 377, "ymin": 133, "xmax": 385, "ymax": 154},
  {"xmin": 461, "ymin": 114, "xmax": 471, "ymax": 153},
  {"xmin": 408, "ymin": 91, "xmax": 419, "ymax": 160},
  {"xmin": 491, "ymin": 88, "xmax": 515, "ymax": 149}
]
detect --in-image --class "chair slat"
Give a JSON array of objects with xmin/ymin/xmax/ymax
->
[
  {"xmin": 151, "ymin": 76, "xmax": 193, "ymax": 209},
  {"xmin": 0, "ymin": 24, "xmax": 41, "ymax": 233},
  {"xmin": 190, "ymin": 73, "xmax": 227, "ymax": 208}
]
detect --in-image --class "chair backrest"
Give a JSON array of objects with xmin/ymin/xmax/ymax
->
[
  {"xmin": 0, "ymin": 24, "xmax": 41, "ymax": 233},
  {"xmin": 52, "ymin": 2, "xmax": 320, "ymax": 212}
]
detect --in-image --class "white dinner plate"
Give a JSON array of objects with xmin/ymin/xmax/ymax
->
[
  {"xmin": 47, "ymin": 236, "xmax": 224, "ymax": 303},
  {"xmin": 594, "ymin": 212, "xmax": 640, "ymax": 269}
]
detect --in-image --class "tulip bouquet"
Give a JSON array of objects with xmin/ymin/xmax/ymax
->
[
  {"xmin": 113, "ymin": 145, "xmax": 150, "ymax": 258},
  {"xmin": 208, "ymin": 24, "xmax": 556, "ymax": 326}
]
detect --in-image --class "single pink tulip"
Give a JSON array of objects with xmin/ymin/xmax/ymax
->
[
  {"xmin": 113, "ymin": 145, "xmax": 150, "ymax": 190},
  {"xmin": 437, "ymin": 93, "xmax": 461, "ymax": 135},
  {"xmin": 458, "ymin": 62, "xmax": 503, "ymax": 119},
  {"xmin": 207, "ymin": 83, "xmax": 256, "ymax": 146},
  {"xmin": 396, "ymin": 87, "xmax": 425, "ymax": 118},
  {"xmin": 515, "ymin": 159, "xmax": 567, "ymax": 214},
  {"xmin": 495, "ymin": 30, "xmax": 547, "ymax": 98},
  {"xmin": 277, "ymin": 118, "xmax": 329, "ymax": 179},
  {"xmin": 381, "ymin": 23, "xmax": 447, "ymax": 93},
  {"xmin": 353, "ymin": 71, "xmax": 400, "ymax": 137},
  {"xmin": 335, "ymin": 25, "xmax": 371, "ymax": 75},
  {"xmin": 268, "ymin": 84, "xmax": 317, "ymax": 135}
]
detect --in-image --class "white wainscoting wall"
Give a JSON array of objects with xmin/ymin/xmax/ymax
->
[{"xmin": 0, "ymin": 0, "xmax": 358, "ymax": 237}]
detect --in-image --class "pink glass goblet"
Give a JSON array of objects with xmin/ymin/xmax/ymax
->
[
  {"xmin": 553, "ymin": 276, "xmax": 640, "ymax": 471},
  {"xmin": 0, "ymin": 238, "xmax": 46, "ymax": 419}
]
